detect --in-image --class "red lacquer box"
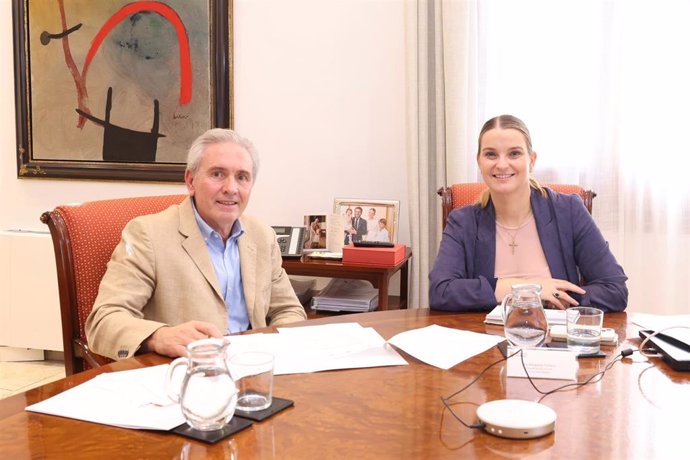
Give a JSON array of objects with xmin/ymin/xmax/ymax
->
[{"xmin": 342, "ymin": 244, "xmax": 406, "ymax": 267}]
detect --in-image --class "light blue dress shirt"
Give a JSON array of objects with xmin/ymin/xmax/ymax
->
[{"xmin": 192, "ymin": 202, "xmax": 250, "ymax": 333}]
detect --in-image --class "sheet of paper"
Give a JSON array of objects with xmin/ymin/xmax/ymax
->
[
  {"xmin": 26, "ymin": 365, "xmax": 185, "ymax": 430},
  {"xmin": 277, "ymin": 323, "xmax": 371, "ymax": 357},
  {"xmin": 631, "ymin": 313, "xmax": 690, "ymax": 345},
  {"xmin": 276, "ymin": 323, "xmax": 407, "ymax": 373},
  {"xmin": 276, "ymin": 326, "xmax": 407, "ymax": 374},
  {"xmin": 387, "ymin": 324, "xmax": 505, "ymax": 370},
  {"xmin": 505, "ymin": 346, "xmax": 578, "ymax": 380},
  {"xmin": 326, "ymin": 213, "xmax": 345, "ymax": 252}
]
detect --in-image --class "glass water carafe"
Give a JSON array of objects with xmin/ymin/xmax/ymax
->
[
  {"xmin": 166, "ymin": 338, "xmax": 238, "ymax": 431},
  {"xmin": 501, "ymin": 283, "xmax": 548, "ymax": 348}
]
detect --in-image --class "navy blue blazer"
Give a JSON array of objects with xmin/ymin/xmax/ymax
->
[
  {"xmin": 429, "ymin": 187, "xmax": 628, "ymax": 312},
  {"xmin": 351, "ymin": 217, "xmax": 367, "ymax": 242}
]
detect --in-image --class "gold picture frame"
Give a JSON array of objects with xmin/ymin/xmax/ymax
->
[
  {"xmin": 333, "ymin": 198, "xmax": 400, "ymax": 245},
  {"xmin": 12, "ymin": 0, "xmax": 232, "ymax": 182}
]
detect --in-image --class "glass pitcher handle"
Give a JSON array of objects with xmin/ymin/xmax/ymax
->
[
  {"xmin": 500, "ymin": 293, "xmax": 513, "ymax": 323},
  {"xmin": 165, "ymin": 357, "xmax": 188, "ymax": 403}
]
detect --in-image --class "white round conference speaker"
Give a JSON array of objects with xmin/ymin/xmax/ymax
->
[{"xmin": 476, "ymin": 399, "xmax": 556, "ymax": 439}]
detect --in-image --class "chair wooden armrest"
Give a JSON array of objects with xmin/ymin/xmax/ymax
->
[
  {"xmin": 437, "ymin": 186, "xmax": 452, "ymax": 230},
  {"xmin": 75, "ymin": 339, "xmax": 112, "ymax": 369}
]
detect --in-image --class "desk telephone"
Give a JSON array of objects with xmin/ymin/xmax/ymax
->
[{"xmin": 272, "ymin": 226, "xmax": 306, "ymax": 258}]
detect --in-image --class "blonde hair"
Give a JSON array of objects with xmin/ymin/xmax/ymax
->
[{"xmin": 476, "ymin": 115, "xmax": 546, "ymax": 208}]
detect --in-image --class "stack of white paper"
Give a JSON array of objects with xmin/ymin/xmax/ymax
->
[
  {"xmin": 278, "ymin": 323, "xmax": 405, "ymax": 372},
  {"xmin": 26, "ymin": 365, "xmax": 185, "ymax": 430},
  {"xmin": 229, "ymin": 323, "xmax": 408, "ymax": 374},
  {"xmin": 311, "ymin": 278, "xmax": 378, "ymax": 312},
  {"xmin": 484, "ymin": 305, "xmax": 567, "ymax": 326}
]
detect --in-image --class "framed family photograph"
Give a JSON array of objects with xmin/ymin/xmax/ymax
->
[
  {"xmin": 334, "ymin": 199, "xmax": 400, "ymax": 245},
  {"xmin": 303, "ymin": 214, "xmax": 327, "ymax": 252},
  {"xmin": 12, "ymin": 0, "xmax": 231, "ymax": 182}
]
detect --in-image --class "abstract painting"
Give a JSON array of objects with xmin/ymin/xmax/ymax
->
[{"xmin": 13, "ymin": 0, "xmax": 231, "ymax": 181}]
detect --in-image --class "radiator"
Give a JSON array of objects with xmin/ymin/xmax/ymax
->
[{"xmin": 0, "ymin": 230, "xmax": 63, "ymax": 352}]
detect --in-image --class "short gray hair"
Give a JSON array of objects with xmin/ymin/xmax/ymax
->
[{"xmin": 186, "ymin": 128, "xmax": 260, "ymax": 180}]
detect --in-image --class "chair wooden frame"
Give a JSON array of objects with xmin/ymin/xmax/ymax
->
[
  {"xmin": 437, "ymin": 183, "xmax": 596, "ymax": 229},
  {"xmin": 41, "ymin": 210, "xmax": 110, "ymax": 375}
]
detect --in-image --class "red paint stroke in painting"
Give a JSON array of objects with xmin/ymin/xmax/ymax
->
[
  {"xmin": 83, "ymin": 2, "xmax": 192, "ymax": 104},
  {"xmin": 54, "ymin": 1, "xmax": 192, "ymax": 128}
]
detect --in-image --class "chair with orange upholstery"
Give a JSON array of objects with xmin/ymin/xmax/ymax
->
[
  {"xmin": 437, "ymin": 183, "xmax": 596, "ymax": 229},
  {"xmin": 41, "ymin": 195, "xmax": 187, "ymax": 375}
]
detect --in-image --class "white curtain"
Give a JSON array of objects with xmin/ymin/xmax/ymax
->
[
  {"xmin": 404, "ymin": 0, "xmax": 447, "ymax": 308},
  {"xmin": 412, "ymin": 0, "xmax": 689, "ymax": 313}
]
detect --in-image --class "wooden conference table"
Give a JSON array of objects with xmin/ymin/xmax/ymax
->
[{"xmin": 0, "ymin": 309, "xmax": 687, "ymax": 459}]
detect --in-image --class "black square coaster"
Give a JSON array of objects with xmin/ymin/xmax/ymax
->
[
  {"xmin": 497, "ymin": 340, "xmax": 509, "ymax": 358},
  {"xmin": 576, "ymin": 350, "xmax": 607, "ymax": 358},
  {"xmin": 171, "ymin": 416, "xmax": 253, "ymax": 444},
  {"xmin": 234, "ymin": 397, "xmax": 294, "ymax": 422}
]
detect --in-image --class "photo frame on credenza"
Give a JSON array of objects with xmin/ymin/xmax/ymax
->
[
  {"xmin": 303, "ymin": 214, "xmax": 328, "ymax": 252},
  {"xmin": 334, "ymin": 198, "xmax": 399, "ymax": 245}
]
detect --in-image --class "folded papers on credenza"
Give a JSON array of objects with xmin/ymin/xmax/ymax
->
[{"xmin": 311, "ymin": 278, "xmax": 378, "ymax": 312}]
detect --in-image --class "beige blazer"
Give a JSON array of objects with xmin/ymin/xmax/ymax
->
[{"xmin": 85, "ymin": 197, "xmax": 306, "ymax": 360}]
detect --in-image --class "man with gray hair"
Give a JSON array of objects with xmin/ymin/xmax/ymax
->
[{"xmin": 86, "ymin": 129, "xmax": 307, "ymax": 360}]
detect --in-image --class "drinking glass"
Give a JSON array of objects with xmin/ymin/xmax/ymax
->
[
  {"xmin": 229, "ymin": 351, "xmax": 274, "ymax": 412},
  {"xmin": 566, "ymin": 306, "xmax": 604, "ymax": 355}
]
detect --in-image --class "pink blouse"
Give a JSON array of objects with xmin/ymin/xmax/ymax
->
[{"xmin": 495, "ymin": 214, "xmax": 551, "ymax": 279}]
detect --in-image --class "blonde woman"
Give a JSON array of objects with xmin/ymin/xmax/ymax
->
[{"xmin": 429, "ymin": 115, "xmax": 628, "ymax": 312}]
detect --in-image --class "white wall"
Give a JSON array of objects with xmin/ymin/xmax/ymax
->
[
  {"xmin": 0, "ymin": 1, "xmax": 682, "ymax": 320},
  {"xmin": 0, "ymin": 0, "xmax": 408, "ymax": 240}
]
